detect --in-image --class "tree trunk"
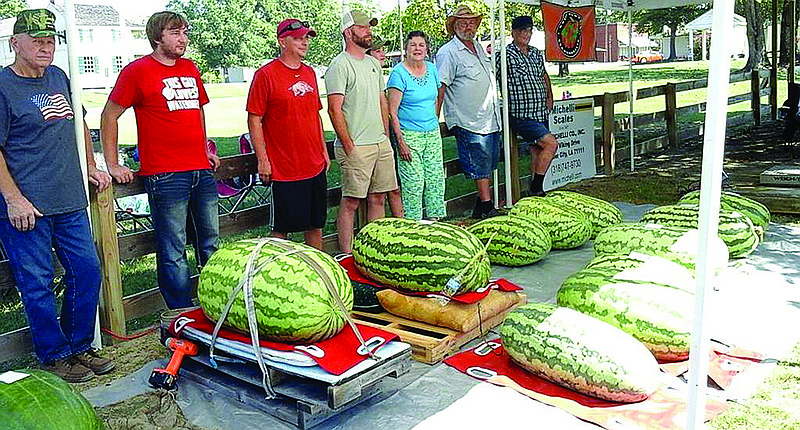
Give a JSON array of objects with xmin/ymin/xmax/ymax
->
[
  {"xmin": 668, "ymin": 23, "xmax": 678, "ymax": 61},
  {"xmin": 780, "ymin": 0, "xmax": 799, "ymax": 66},
  {"xmin": 558, "ymin": 62, "xmax": 570, "ymax": 77},
  {"xmin": 742, "ymin": 0, "xmax": 765, "ymax": 71}
]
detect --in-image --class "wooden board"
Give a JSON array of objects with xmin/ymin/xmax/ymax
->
[
  {"xmin": 760, "ymin": 164, "xmax": 800, "ymax": 186},
  {"xmin": 352, "ymin": 293, "xmax": 526, "ymax": 364}
]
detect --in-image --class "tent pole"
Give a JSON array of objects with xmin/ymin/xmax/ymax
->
[
  {"xmin": 63, "ymin": 0, "xmax": 101, "ymax": 350},
  {"xmin": 685, "ymin": 0, "xmax": 734, "ymax": 427},
  {"xmin": 628, "ymin": 7, "xmax": 634, "ymax": 172},
  {"xmin": 498, "ymin": 1, "xmax": 512, "ymax": 207}
]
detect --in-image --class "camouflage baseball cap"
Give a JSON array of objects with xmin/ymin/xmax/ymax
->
[{"xmin": 13, "ymin": 9, "xmax": 57, "ymax": 37}]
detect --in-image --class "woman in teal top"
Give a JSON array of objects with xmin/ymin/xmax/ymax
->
[{"xmin": 387, "ymin": 31, "xmax": 446, "ymax": 221}]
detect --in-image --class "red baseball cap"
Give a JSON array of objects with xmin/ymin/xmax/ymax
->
[{"xmin": 276, "ymin": 19, "xmax": 317, "ymax": 38}]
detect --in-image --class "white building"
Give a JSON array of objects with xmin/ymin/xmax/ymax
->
[
  {"xmin": 0, "ymin": 2, "xmax": 151, "ymax": 89},
  {"xmin": 655, "ymin": 10, "xmax": 748, "ymax": 60}
]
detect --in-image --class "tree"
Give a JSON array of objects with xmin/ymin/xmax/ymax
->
[
  {"xmin": 737, "ymin": 0, "xmax": 766, "ymax": 71},
  {"xmin": 631, "ymin": 5, "xmax": 709, "ymax": 61},
  {"xmin": 779, "ymin": 0, "xmax": 799, "ymax": 66},
  {"xmin": 168, "ymin": 0, "xmax": 271, "ymax": 76},
  {"xmin": 0, "ymin": 0, "xmax": 26, "ymax": 20}
]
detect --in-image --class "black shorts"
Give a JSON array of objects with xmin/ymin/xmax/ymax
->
[{"xmin": 270, "ymin": 170, "xmax": 327, "ymax": 233}]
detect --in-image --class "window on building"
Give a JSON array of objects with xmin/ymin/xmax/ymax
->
[
  {"xmin": 78, "ymin": 56, "xmax": 96, "ymax": 74},
  {"xmin": 78, "ymin": 29, "xmax": 94, "ymax": 43},
  {"xmin": 131, "ymin": 30, "xmax": 146, "ymax": 39},
  {"xmin": 112, "ymin": 56, "xmax": 124, "ymax": 73},
  {"xmin": 112, "ymin": 29, "xmax": 121, "ymax": 42}
]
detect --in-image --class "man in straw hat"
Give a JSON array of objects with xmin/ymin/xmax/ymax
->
[
  {"xmin": 0, "ymin": 8, "xmax": 114, "ymax": 382},
  {"xmin": 436, "ymin": 4, "xmax": 501, "ymax": 219},
  {"xmin": 326, "ymin": 10, "xmax": 399, "ymax": 253}
]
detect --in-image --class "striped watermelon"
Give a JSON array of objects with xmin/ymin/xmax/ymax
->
[
  {"xmin": 584, "ymin": 253, "xmax": 696, "ymax": 293},
  {"xmin": 678, "ymin": 190, "xmax": 770, "ymax": 235},
  {"xmin": 197, "ymin": 238, "xmax": 352, "ymax": 343},
  {"xmin": 352, "ymin": 218, "xmax": 491, "ymax": 294},
  {"xmin": 0, "ymin": 369, "xmax": 102, "ymax": 430},
  {"xmin": 545, "ymin": 190, "xmax": 623, "ymax": 238},
  {"xmin": 640, "ymin": 204, "xmax": 758, "ymax": 258},
  {"xmin": 509, "ymin": 197, "xmax": 592, "ymax": 249},
  {"xmin": 594, "ymin": 223, "xmax": 729, "ymax": 271},
  {"xmin": 466, "ymin": 215, "xmax": 551, "ymax": 266},
  {"xmin": 501, "ymin": 303, "xmax": 661, "ymax": 402},
  {"xmin": 558, "ymin": 270, "xmax": 693, "ymax": 361}
]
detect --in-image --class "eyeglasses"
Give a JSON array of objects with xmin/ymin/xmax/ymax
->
[{"xmin": 278, "ymin": 21, "xmax": 310, "ymax": 37}]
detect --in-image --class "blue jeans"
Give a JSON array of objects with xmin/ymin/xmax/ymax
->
[
  {"xmin": 144, "ymin": 170, "xmax": 219, "ymax": 309},
  {"xmin": 0, "ymin": 210, "xmax": 101, "ymax": 363},
  {"xmin": 452, "ymin": 127, "xmax": 502, "ymax": 179}
]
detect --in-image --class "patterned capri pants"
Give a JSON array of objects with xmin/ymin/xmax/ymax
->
[{"xmin": 397, "ymin": 128, "xmax": 446, "ymax": 221}]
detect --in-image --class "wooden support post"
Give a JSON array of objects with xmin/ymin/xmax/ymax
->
[
  {"xmin": 509, "ymin": 133, "xmax": 521, "ymax": 203},
  {"xmin": 771, "ymin": 0, "xmax": 778, "ymax": 120},
  {"xmin": 665, "ymin": 83, "xmax": 678, "ymax": 151},
  {"xmin": 791, "ymin": 0, "xmax": 796, "ymax": 85},
  {"xmin": 602, "ymin": 93, "xmax": 615, "ymax": 175},
  {"xmin": 751, "ymin": 70, "xmax": 761, "ymax": 126},
  {"xmin": 89, "ymin": 185, "xmax": 126, "ymax": 343},
  {"xmin": 356, "ymin": 200, "xmax": 368, "ymax": 230}
]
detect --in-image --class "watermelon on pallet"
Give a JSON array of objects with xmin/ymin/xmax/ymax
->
[
  {"xmin": 594, "ymin": 223, "xmax": 729, "ymax": 271},
  {"xmin": 352, "ymin": 218, "xmax": 491, "ymax": 295},
  {"xmin": 197, "ymin": 238, "xmax": 353, "ymax": 343},
  {"xmin": 558, "ymin": 271, "xmax": 693, "ymax": 361},
  {"xmin": 510, "ymin": 197, "xmax": 592, "ymax": 249},
  {"xmin": 678, "ymin": 190, "xmax": 770, "ymax": 235},
  {"xmin": 640, "ymin": 204, "xmax": 759, "ymax": 258},
  {"xmin": 501, "ymin": 303, "xmax": 661, "ymax": 402},
  {"xmin": 545, "ymin": 190, "xmax": 623, "ymax": 238},
  {"xmin": 0, "ymin": 369, "xmax": 103, "ymax": 430},
  {"xmin": 466, "ymin": 215, "xmax": 551, "ymax": 266},
  {"xmin": 584, "ymin": 253, "xmax": 696, "ymax": 292}
]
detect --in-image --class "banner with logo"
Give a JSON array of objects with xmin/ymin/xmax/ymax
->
[{"xmin": 542, "ymin": 1, "xmax": 596, "ymax": 62}]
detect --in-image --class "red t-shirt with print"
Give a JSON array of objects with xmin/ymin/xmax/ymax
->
[
  {"xmin": 109, "ymin": 56, "xmax": 210, "ymax": 175},
  {"xmin": 246, "ymin": 60, "xmax": 325, "ymax": 181}
]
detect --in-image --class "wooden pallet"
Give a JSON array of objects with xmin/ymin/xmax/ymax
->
[
  {"xmin": 180, "ymin": 342, "xmax": 412, "ymax": 429},
  {"xmin": 352, "ymin": 293, "xmax": 526, "ymax": 364}
]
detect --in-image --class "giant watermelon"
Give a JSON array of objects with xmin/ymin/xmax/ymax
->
[
  {"xmin": 594, "ymin": 222, "xmax": 729, "ymax": 271},
  {"xmin": 197, "ymin": 238, "xmax": 353, "ymax": 343},
  {"xmin": 0, "ymin": 369, "xmax": 103, "ymax": 430},
  {"xmin": 501, "ymin": 303, "xmax": 661, "ymax": 402},
  {"xmin": 558, "ymin": 271, "xmax": 693, "ymax": 361},
  {"xmin": 545, "ymin": 190, "xmax": 623, "ymax": 238},
  {"xmin": 466, "ymin": 215, "xmax": 551, "ymax": 266},
  {"xmin": 677, "ymin": 190, "xmax": 770, "ymax": 236},
  {"xmin": 352, "ymin": 218, "xmax": 491, "ymax": 295},
  {"xmin": 509, "ymin": 197, "xmax": 592, "ymax": 249}
]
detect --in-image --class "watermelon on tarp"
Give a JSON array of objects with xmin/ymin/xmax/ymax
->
[
  {"xmin": 197, "ymin": 238, "xmax": 353, "ymax": 343},
  {"xmin": 0, "ymin": 369, "xmax": 103, "ymax": 430}
]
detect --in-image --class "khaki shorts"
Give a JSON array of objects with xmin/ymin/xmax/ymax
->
[{"xmin": 335, "ymin": 139, "xmax": 399, "ymax": 199}]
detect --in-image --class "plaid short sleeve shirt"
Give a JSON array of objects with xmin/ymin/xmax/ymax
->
[{"xmin": 498, "ymin": 43, "xmax": 549, "ymax": 122}]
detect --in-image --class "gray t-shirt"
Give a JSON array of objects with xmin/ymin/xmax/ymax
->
[
  {"xmin": 0, "ymin": 66, "xmax": 87, "ymax": 217},
  {"xmin": 436, "ymin": 37, "xmax": 501, "ymax": 134},
  {"xmin": 325, "ymin": 51, "xmax": 387, "ymax": 146}
]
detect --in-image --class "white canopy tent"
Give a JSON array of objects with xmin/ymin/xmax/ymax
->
[
  {"xmin": 484, "ymin": 0, "xmax": 732, "ymax": 428},
  {"xmin": 685, "ymin": 9, "xmax": 746, "ymax": 61}
]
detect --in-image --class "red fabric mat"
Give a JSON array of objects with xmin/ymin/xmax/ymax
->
[
  {"xmin": 337, "ymin": 254, "xmax": 521, "ymax": 304},
  {"xmin": 445, "ymin": 339, "xmax": 729, "ymax": 430},
  {"xmin": 169, "ymin": 308, "xmax": 398, "ymax": 375},
  {"xmin": 659, "ymin": 346, "xmax": 764, "ymax": 389}
]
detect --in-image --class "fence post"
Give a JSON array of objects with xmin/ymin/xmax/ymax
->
[
  {"xmin": 751, "ymin": 70, "xmax": 761, "ymax": 126},
  {"xmin": 510, "ymin": 133, "xmax": 521, "ymax": 203},
  {"xmin": 89, "ymin": 184, "xmax": 126, "ymax": 343},
  {"xmin": 665, "ymin": 83, "xmax": 678, "ymax": 151},
  {"xmin": 602, "ymin": 92, "xmax": 615, "ymax": 175}
]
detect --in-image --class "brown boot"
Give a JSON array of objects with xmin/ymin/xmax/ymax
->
[
  {"xmin": 42, "ymin": 356, "xmax": 94, "ymax": 383},
  {"xmin": 75, "ymin": 349, "xmax": 116, "ymax": 375}
]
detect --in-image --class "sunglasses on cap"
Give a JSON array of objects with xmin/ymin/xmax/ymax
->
[{"xmin": 278, "ymin": 20, "xmax": 310, "ymax": 37}]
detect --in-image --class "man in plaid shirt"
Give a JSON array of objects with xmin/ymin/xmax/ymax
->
[{"xmin": 498, "ymin": 16, "xmax": 559, "ymax": 196}]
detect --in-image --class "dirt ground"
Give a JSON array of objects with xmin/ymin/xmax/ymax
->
[{"xmin": 80, "ymin": 119, "xmax": 798, "ymax": 429}]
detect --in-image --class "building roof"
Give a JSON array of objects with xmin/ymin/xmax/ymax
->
[
  {"xmin": 75, "ymin": 4, "xmax": 120, "ymax": 26},
  {"xmin": 685, "ymin": 9, "xmax": 746, "ymax": 31}
]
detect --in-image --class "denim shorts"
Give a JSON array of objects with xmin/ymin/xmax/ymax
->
[
  {"xmin": 510, "ymin": 116, "xmax": 551, "ymax": 150},
  {"xmin": 451, "ymin": 127, "xmax": 501, "ymax": 179}
]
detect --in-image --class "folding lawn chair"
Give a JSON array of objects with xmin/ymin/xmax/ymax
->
[{"xmin": 208, "ymin": 135, "xmax": 271, "ymax": 214}]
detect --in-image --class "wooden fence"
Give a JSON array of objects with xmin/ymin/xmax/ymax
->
[{"xmin": 0, "ymin": 68, "xmax": 775, "ymax": 362}]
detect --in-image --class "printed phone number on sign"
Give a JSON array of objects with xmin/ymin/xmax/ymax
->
[{"xmin": 550, "ymin": 158, "xmax": 582, "ymax": 175}]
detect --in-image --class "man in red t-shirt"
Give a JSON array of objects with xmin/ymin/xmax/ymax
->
[
  {"xmin": 246, "ymin": 19, "xmax": 330, "ymax": 250},
  {"xmin": 100, "ymin": 11, "xmax": 219, "ymax": 309}
]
